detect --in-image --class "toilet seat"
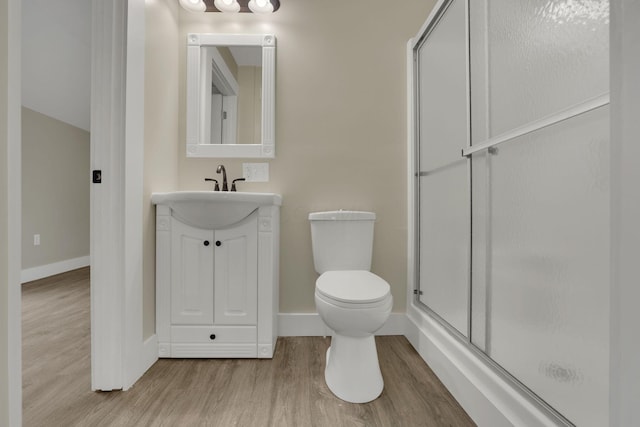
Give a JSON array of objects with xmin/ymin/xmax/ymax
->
[{"xmin": 316, "ymin": 271, "xmax": 390, "ymax": 308}]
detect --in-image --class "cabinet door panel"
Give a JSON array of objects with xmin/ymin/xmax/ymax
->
[
  {"xmin": 214, "ymin": 214, "xmax": 258, "ymax": 325},
  {"xmin": 171, "ymin": 219, "xmax": 214, "ymax": 325}
]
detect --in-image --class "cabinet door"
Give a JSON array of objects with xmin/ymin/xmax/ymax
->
[
  {"xmin": 214, "ymin": 214, "xmax": 257, "ymax": 325},
  {"xmin": 171, "ymin": 219, "xmax": 214, "ymax": 325}
]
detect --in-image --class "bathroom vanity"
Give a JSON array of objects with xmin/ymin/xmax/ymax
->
[{"xmin": 152, "ymin": 191, "xmax": 281, "ymax": 358}]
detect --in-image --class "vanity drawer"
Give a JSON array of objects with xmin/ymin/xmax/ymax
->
[{"xmin": 171, "ymin": 325, "xmax": 256, "ymax": 343}]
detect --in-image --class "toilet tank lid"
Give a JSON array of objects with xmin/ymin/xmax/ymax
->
[{"xmin": 308, "ymin": 210, "xmax": 375, "ymax": 221}]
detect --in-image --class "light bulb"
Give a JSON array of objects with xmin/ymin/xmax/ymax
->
[
  {"xmin": 178, "ymin": 0, "xmax": 206, "ymax": 12},
  {"xmin": 214, "ymin": 0, "xmax": 240, "ymax": 12},
  {"xmin": 248, "ymin": 0, "xmax": 274, "ymax": 14}
]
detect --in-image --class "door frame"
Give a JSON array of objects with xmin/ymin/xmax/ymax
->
[{"xmin": 5, "ymin": 0, "xmax": 22, "ymax": 424}]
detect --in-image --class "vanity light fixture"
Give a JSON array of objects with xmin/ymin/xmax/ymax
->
[
  {"xmin": 213, "ymin": 0, "xmax": 241, "ymax": 13},
  {"xmin": 179, "ymin": 0, "xmax": 280, "ymax": 13}
]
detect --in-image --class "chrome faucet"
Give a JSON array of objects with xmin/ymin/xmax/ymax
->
[{"xmin": 216, "ymin": 164, "xmax": 228, "ymax": 191}]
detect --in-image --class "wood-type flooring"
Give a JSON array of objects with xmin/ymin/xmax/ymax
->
[{"xmin": 22, "ymin": 267, "xmax": 475, "ymax": 427}]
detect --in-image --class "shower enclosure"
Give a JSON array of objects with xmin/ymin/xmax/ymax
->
[{"xmin": 411, "ymin": 0, "xmax": 609, "ymax": 425}]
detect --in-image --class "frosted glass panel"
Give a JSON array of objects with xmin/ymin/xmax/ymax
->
[
  {"xmin": 469, "ymin": 0, "xmax": 609, "ymax": 141},
  {"xmin": 470, "ymin": 150, "xmax": 489, "ymax": 349},
  {"xmin": 418, "ymin": 0, "xmax": 468, "ymax": 171},
  {"xmin": 471, "ymin": 107, "xmax": 609, "ymax": 427},
  {"xmin": 416, "ymin": 0, "xmax": 469, "ymax": 336},
  {"xmin": 419, "ymin": 162, "xmax": 469, "ymax": 336}
]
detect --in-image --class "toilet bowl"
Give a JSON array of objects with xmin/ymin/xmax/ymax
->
[
  {"xmin": 315, "ymin": 270, "xmax": 392, "ymax": 403},
  {"xmin": 308, "ymin": 211, "xmax": 393, "ymax": 403}
]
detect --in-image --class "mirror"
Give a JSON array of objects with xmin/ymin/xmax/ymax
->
[{"xmin": 186, "ymin": 33, "xmax": 276, "ymax": 158}]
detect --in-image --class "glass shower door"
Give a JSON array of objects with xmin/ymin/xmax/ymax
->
[
  {"xmin": 416, "ymin": 0, "xmax": 470, "ymax": 337},
  {"xmin": 469, "ymin": 1, "xmax": 610, "ymax": 426}
]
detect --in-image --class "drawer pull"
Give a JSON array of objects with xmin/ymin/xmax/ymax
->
[{"xmin": 209, "ymin": 334, "xmax": 216, "ymax": 340}]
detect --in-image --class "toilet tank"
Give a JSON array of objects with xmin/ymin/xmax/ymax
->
[{"xmin": 309, "ymin": 210, "xmax": 376, "ymax": 274}]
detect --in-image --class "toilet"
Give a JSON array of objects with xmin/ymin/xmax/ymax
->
[{"xmin": 309, "ymin": 210, "xmax": 392, "ymax": 403}]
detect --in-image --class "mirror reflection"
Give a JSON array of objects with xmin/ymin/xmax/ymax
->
[{"xmin": 202, "ymin": 46, "xmax": 262, "ymax": 145}]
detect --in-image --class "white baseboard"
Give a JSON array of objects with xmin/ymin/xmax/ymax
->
[
  {"xmin": 21, "ymin": 255, "xmax": 90, "ymax": 283},
  {"xmin": 278, "ymin": 312, "xmax": 407, "ymax": 337},
  {"xmin": 406, "ymin": 304, "xmax": 565, "ymax": 427}
]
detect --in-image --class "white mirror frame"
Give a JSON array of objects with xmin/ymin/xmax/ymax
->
[{"xmin": 186, "ymin": 33, "xmax": 276, "ymax": 158}]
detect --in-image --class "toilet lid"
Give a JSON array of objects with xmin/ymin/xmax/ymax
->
[{"xmin": 316, "ymin": 271, "xmax": 390, "ymax": 304}]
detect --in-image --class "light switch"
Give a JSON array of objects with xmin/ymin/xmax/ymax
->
[{"xmin": 242, "ymin": 163, "xmax": 269, "ymax": 182}]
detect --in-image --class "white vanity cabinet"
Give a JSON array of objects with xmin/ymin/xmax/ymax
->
[{"xmin": 153, "ymin": 192, "xmax": 280, "ymax": 359}]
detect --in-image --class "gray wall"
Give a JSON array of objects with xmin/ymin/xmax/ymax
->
[{"xmin": 21, "ymin": 107, "xmax": 89, "ymax": 270}]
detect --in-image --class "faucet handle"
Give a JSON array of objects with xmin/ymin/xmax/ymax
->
[
  {"xmin": 204, "ymin": 178, "xmax": 220, "ymax": 191},
  {"xmin": 231, "ymin": 178, "xmax": 246, "ymax": 192}
]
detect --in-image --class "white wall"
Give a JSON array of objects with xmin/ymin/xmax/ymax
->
[{"xmin": 143, "ymin": 0, "xmax": 180, "ymax": 339}]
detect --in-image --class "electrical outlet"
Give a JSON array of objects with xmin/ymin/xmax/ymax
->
[
  {"xmin": 34, "ymin": 234, "xmax": 40, "ymax": 246},
  {"xmin": 242, "ymin": 163, "xmax": 269, "ymax": 182}
]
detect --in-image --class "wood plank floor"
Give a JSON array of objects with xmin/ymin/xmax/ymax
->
[{"xmin": 22, "ymin": 267, "xmax": 475, "ymax": 427}]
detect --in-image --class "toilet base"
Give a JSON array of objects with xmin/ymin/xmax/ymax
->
[{"xmin": 324, "ymin": 333, "xmax": 384, "ymax": 403}]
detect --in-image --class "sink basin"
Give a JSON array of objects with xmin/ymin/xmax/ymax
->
[{"xmin": 151, "ymin": 191, "xmax": 282, "ymax": 229}]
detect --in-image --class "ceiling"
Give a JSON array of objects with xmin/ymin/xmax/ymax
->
[{"xmin": 22, "ymin": 0, "xmax": 91, "ymax": 131}]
